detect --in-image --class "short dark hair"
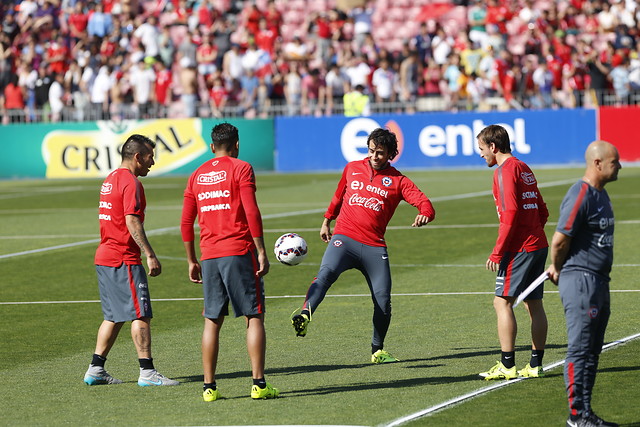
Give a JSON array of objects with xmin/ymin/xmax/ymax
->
[
  {"xmin": 476, "ymin": 124, "xmax": 511, "ymax": 154},
  {"xmin": 121, "ymin": 134, "xmax": 155, "ymax": 160},
  {"xmin": 368, "ymin": 128, "xmax": 399, "ymax": 160},
  {"xmin": 210, "ymin": 122, "xmax": 239, "ymax": 150}
]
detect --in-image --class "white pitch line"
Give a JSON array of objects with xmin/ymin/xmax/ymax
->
[
  {"xmin": 3, "ymin": 289, "xmax": 640, "ymax": 306},
  {"xmin": 382, "ymin": 331, "xmax": 640, "ymax": 427}
]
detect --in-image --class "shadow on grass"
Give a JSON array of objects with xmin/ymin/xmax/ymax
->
[{"xmin": 402, "ymin": 343, "xmax": 568, "ymax": 363}]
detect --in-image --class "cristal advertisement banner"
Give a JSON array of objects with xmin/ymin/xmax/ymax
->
[
  {"xmin": 274, "ymin": 109, "xmax": 597, "ymax": 172},
  {"xmin": 0, "ymin": 118, "xmax": 274, "ymax": 179}
]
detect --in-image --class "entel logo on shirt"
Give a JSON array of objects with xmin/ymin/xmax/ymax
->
[
  {"xmin": 521, "ymin": 172, "xmax": 536, "ymax": 185},
  {"xmin": 198, "ymin": 170, "xmax": 227, "ymax": 185},
  {"xmin": 100, "ymin": 183, "xmax": 112, "ymax": 195},
  {"xmin": 351, "ymin": 180, "xmax": 364, "ymax": 190}
]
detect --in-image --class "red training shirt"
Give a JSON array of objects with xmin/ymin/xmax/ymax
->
[
  {"xmin": 490, "ymin": 156, "xmax": 549, "ymax": 262},
  {"xmin": 326, "ymin": 158, "xmax": 435, "ymax": 247},
  {"xmin": 181, "ymin": 156, "xmax": 263, "ymax": 260},
  {"xmin": 95, "ymin": 168, "xmax": 146, "ymax": 266}
]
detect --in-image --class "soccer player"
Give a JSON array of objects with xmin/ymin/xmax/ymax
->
[
  {"xmin": 291, "ymin": 128, "xmax": 436, "ymax": 363},
  {"xmin": 84, "ymin": 134, "xmax": 179, "ymax": 387},
  {"xmin": 548, "ymin": 141, "xmax": 621, "ymax": 427},
  {"xmin": 476, "ymin": 124, "xmax": 549, "ymax": 380},
  {"xmin": 181, "ymin": 123, "xmax": 278, "ymax": 402}
]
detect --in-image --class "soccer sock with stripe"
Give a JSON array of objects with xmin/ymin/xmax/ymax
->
[
  {"xmin": 204, "ymin": 382, "xmax": 216, "ymax": 391},
  {"xmin": 253, "ymin": 378, "xmax": 267, "ymax": 388}
]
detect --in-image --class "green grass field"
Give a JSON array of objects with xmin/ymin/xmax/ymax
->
[{"xmin": 1, "ymin": 166, "xmax": 639, "ymax": 426}]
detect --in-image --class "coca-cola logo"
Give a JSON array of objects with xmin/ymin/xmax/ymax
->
[
  {"xmin": 348, "ymin": 193, "xmax": 384, "ymax": 211},
  {"xmin": 521, "ymin": 172, "xmax": 536, "ymax": 185},
  {"xmin": 198, "ymin": 170, "xmax": 227, "ymax": 185},
  {"xmin": 100, "ymin": 183, "xmax": 112, "ymax": 195}
]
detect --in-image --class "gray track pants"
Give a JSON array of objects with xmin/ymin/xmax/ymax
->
[
  {"xmin": 303, "ymin": 234, "xmax": 392, "ymax": 348},
  {"xmin": 559, "ymin": 269, "xmax": 611, "ymax": 418}
]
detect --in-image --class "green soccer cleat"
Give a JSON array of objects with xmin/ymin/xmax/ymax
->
[
  {"xmin": 203, "ymin": 388, "xmax": 221, "ymax": 402},
  {"xmin": 479, "ymin": 361, "xmax": 517, "ymax": 380},
  {"xmin": 518, "ymin": 363, "xmax": 544, "ymax": 378},
  {"xmin": 291, "ymin": 308, "xmax": 310, "ymax": 337},
  {"xmin": 371, "ymin": 349, "xmax": 399, "ymax": 364},
  {"xmin": 251, "ymin": 382, "xmax": 279, "ymax": 399}
]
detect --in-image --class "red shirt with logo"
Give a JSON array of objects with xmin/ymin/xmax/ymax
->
[
  {"xmin": 326, "ymin": 158, "xmax": 435, "ymax": 247},
  {"xmin": 181, "ymin": 156, "xmax": 263, "ymax": 260},
  {"xmin": 95, "ymin": 168, "xmax": 146, "ymax": 266},
  {"xmin": 490, "ymin": 157, "xmax": 548, "ymax": 262}
]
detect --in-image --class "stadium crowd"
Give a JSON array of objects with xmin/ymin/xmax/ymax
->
[{"xmin": 1, "ymin": 0, "xmax": 640, "ymax": 124}]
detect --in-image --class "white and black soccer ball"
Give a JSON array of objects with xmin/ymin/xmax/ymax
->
[{"xmin": 274, "ymin": 233, "xmax": 308, "ymax": 266}]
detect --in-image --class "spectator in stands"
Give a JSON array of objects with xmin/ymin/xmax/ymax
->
[
  {"xmin": 243, "ymin": 2, "xmax": 262, "ymax": 37},
  {"xmin": 283, "ymin": 36, "xmax": 309, "ymax": 63},
  {"xmin": 209, "ymin": 73, "xmax": 227, "ymax": 118},
  {"xmin": 399, "ymin": 50, "xmax": 420, "ymax": 113},
  {"xmin": 325, "ymin": 62, "xmax": 348, "ymax": 115},
  {"xmin": 3, "ymin": 74, "xmax": 26, "ymax": 123},
  {"xmin": 344, "ymin": 55, "xmax": 370, "ymax": 92},
  {"xmin": 531, "ymin": 60, "xmax": 554, "ymax": 109},
  {"xmin": 90, "ymin": 65, "xmax": 112, "ymax": 120},
  {"xmin": 371, "ymin": 58, "xmax": 397, "ymax": 104},
  {"xmin": 0, "ymin": 33, "xmax": 12, "ymax": 96},
  {"xmin": 301, "ymin": 68, "xmax": 326, "ymax": 117},
  {"xmin": 34, "ymin": 64, "xmax": 53, "ymax": 118},
  {"xmin": 154, "ymin": 60, "xmax": 172, "ymax": 116},
  {"xmin": 264, "ymin": 0, "xmax": 282, "ymax": 36},
  {"xmin": 179, "ymin": 57, "xmax": 198, "ymax": 118},
  {"xmin": 350, "ymin": 0, "xmax": 374, "ymax": 50},
  {"xmin": 48, "ymin": 72, "xmax": 66, "ymax": 122},
  {"xmin": 212, "ymin": 15, "xmax": 232, "ymax": 70},
  {"xmin": 585, "ymin": 48, "xmax": 611, "ymax": 107},
  {"xmin": 343, "ymin": 83, "xmax": 369, "ymax": 117},
  {"xmin": 422, "ymin": 57, "xmax": 442, "ymax": 98},
  {"xmin": 412, "ymin": 22, "xmax": 433, "ymax": 65},
  {"xmin": 284, "ymin": 62, "xmax": 302, "ymax": 116},
  {"xmin": 129, "ymin": 59, "xmax": 156, "ymax": 118},
  {"xmin": 223, "ymin": 43, "xmax": 243, "ymax": 82},
  {"xmin": 239, "ymin": 66, "xmax": 259, "ymax": 116},
  {"xmin": 87, "ymin": 3, "xmax": 113, "ymax": 39},
  {"xmin": 46, "ymin": 34, "xmax": 70, "ymax": 75},
  {"xmin": 255, "ymin": 17, "xmax": 276, "ymax": 56},
  {"xmin": 431, "ymin": 27, "xmax": 453, "ymax": 66},
  {"xmin": 468, "ymin": 0, "xmax": 488, "ymax": 49},
  {"xmin": 3, "ymin": 10, "xmax": 20, "ymax": 44},
  {"xmin": 443, "ymin": 53, "xmax": 462, "ymax": 110},
  {"xmin": 197, "ymin": 33, "xmax": 217, "ymax": 78},
  {"xmin": 68, "ymin": 2, "xmax": 89, "ymax": 44},
  {"xmin": 609, "ymin": 56, "xmax": 631, "ymax": 105},
  {"xmin": 133, "ymin": 15, "xmax": 160, "ymax": 62}
]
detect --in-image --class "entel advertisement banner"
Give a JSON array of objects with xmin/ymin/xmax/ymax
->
[
  {"xmin": 0, "ymin": 118, "xmax": 274, "ymax": 179},
  {"xmin": 598, "ymin": 106, "xmax": 640, "ymax": 162},
  {"xmin": 275, "ymin": 109, "xmax": 597, "ymax": 172}
]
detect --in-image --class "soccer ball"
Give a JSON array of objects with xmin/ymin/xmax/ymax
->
[{"xmin": 274, "ymin": 233, "xmax": 308, "ymax": 266}]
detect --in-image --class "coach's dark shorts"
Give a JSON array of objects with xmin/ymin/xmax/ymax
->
[
  {"xmin": 495, "ymin": 247, "xmax": 548, "ymax": 299},
  {"xmin": 96, "ymin": 263, "xmax": 152, "ymax": 322},
  {"xmin": 201, "ymin": 250, "xmax": 265, "ymax": 319}
]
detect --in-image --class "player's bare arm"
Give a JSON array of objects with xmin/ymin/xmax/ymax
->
[
  {"xmin": 320, "ymin": 218, "xmax": 332, "ymax": 243},
  {"xmin": 253, "ymin": 236, "xmax": 270, "ymax": 277},
  {"xmin": 547, "ymin": 231, "xmax": 572, "ymax": 285},
  {"xmin": 126, "ymin": 214, "xmax": 161, "ymax": 276},
  {"xmin": 411, "ymin": 214, "xmax": 430, "ymax": 227},
  {"xmin": 183, "ymin": 240, "xmax": 202, "ymax": 283}
]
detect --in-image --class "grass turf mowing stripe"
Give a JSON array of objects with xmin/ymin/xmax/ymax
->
[{"xmin": 382, "ymin": 332, "xmax": 640, "ymax": 427}]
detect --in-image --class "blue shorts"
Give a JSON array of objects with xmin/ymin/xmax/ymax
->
[
  {"xmin": 96, "ymin": 263, "xmax": 152, "ymax": 322},
  {"xmin": 495, "ymin": 247, "xmax": 548, "ymax": 299},
  {"xmin": 201, "ymin": 251, "xmax": 265, "ymax": 319}
]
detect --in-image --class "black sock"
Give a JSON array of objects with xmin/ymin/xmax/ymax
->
[
  {"xmin": 301, "ymin": 308, "xmax": 310, "ymax": 317},
  {"xmin": 372, "ymin": 344, "xmax": 383, "ymax": 354},
  {"xmin": 139, "ymin": 358, "xmax": 154, "ymax": 370},
  {"xmin": 253, "ymin": 378, "xmax": 267, "ymax": 388},
  {"xmin": 91, "ymin": 354, "xmax": 106, "ymax": 367},
  {"xmin": 501, "ymin": 351, "xmax": 515, "ymax": 369},
  {"xmin": 204, "ymin": 382, "xmax": 216, "ymax": 391},
  {"xmin": 530, "ymin": 349, "xmax": 544, "ymax": 368}
]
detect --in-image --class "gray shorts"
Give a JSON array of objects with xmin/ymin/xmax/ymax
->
[
  {"xmin": 201, "ymin": 251, "xmax": 265, "ymax": 319},
  {"xmin": 495, "ymin": 247, "xmax": 548, "ymax": 299},
  {"xmin": 96, "ymin": 263, "xmax": 152, "ymax": 322}
]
